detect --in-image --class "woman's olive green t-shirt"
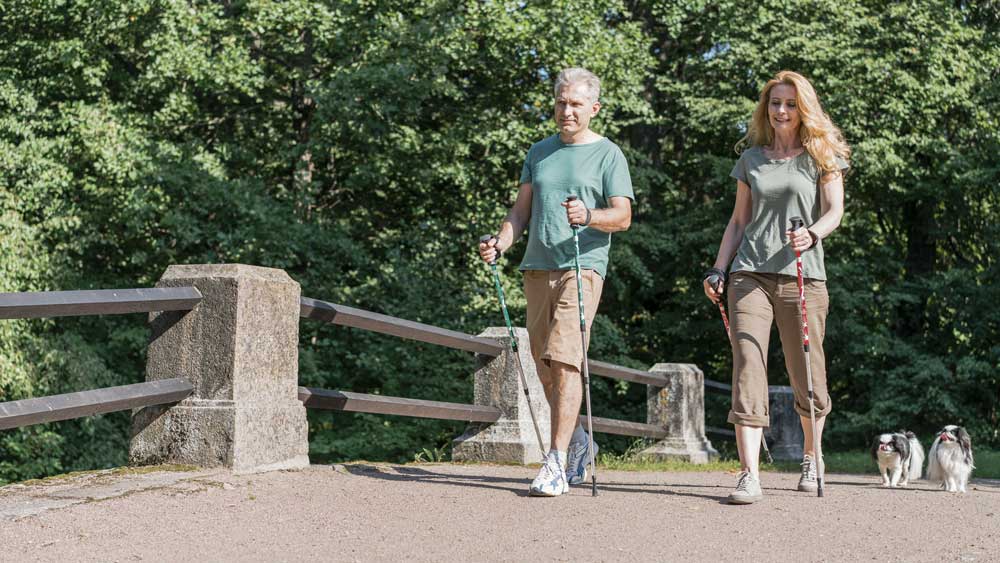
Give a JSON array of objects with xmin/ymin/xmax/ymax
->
[{"xmin": 729, "ymin": 146, "xmax": 848, "ymax": 281}]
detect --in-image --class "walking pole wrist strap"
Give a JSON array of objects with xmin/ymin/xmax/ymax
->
[{"xmin": 703, "ymin": 267, "xmax": 728, "ymax": 285}]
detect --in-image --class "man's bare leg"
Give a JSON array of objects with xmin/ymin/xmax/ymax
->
[
  {"xmin": 548, "ymin": 360, "xmax": 582, "ymax": 452},
  {"xmin": 528, "ymin": 359, "xmax": 580, "ymax": 496}
]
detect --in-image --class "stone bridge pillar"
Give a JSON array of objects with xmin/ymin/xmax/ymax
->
[
  {"xmin": 766, "ymin": 386, "xmax": 805, "ymax": 460},
  {"xmin": 452, "ymin": 327, "xmax": 550, "ymax": 464},
  {"xmin": 129, "ymin": 264, "xmax": 309, "ymax": 473},
  {"xmin": 641, "ymin": 363, "xmax": 718, "ymax": 463}
]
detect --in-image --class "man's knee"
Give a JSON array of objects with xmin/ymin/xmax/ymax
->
[
  {"xmin": 547, "ymin": 359, "xmax": 581, "ymax": 390},
  {"xmin": 534, "ymin": 358, "xmax": 553, "ymax": 387},
  {"xmin": 548, "ymin": 359, "xmax": 579, "ymax": 375}
]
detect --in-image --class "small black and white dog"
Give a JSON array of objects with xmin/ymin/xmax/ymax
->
[
  {"xmin": 927, "ymin": 425, "xmax": 975, "ymax": 493},
  {"xmin": 870, "ymin": 431, "xmax": 925, "ymax": 488}
]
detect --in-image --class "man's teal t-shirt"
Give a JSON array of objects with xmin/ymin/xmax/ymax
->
[{"xmin": 518, "ymin": 135, "xmax": 634, "ymax": 278}]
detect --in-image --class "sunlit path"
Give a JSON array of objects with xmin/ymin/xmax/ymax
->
[{"xmin": 2, "ymin": 464, "xmax": 998, "ymax": 562}]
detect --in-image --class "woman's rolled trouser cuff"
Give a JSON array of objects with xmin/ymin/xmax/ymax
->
[
  {"xmin": 793, "ymin": 401, "xmax": 832, "ymax": 419},
  {"xmin": 727, "ymin": 411, "xmax": 770, "ymax": 428}
]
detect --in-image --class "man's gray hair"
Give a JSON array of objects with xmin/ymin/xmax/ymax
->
[{"xmin": 554, "ymin": 67, "xmax": 601, "ymax": 103}]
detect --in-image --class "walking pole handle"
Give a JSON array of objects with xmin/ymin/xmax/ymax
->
[
  {"xmin": 789, "ymin": 216, "xmax": 804, "ymax": 231},
  {"xmin": 479, "ymin": 234, "xmax": 502, "ymax": 265},
  {"xmin": 566, "ymin": 195, "xmax": 580, "ymax": 230}
]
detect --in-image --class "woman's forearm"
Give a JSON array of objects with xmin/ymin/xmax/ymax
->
[
  {"xmin": 809, "ymin": 173, "xmax": 845, "ymax": 241},
  {"xmin": 714, "ymin": 220, "xmax": 745, "ymax": 271}
]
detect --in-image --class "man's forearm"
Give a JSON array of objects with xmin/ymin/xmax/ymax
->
[
  {"xmin": 498, "ymin": 208, "xmax": 528, "ymax": 249},
  {"xmin": 585, "ymin": 206, "xmax": 631, "ymax": 233}
]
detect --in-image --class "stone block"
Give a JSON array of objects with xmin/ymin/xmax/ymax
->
[
  {"xmin": 641, "ymin": 363, "xmax": 718, "ymax": 464},
  {"xmin": 766, "ymin": 385, "xmax": 804, "ymax": 461},
  {"xmin": 452, "ymin": 327, "xmax": 550, "ymax": 464},
  {"xmin": 130, "ymin": 264, "xmax": 309, "ymax": 473}
]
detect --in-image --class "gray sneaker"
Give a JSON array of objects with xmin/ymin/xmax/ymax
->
[
  {"xmin": 728, "ymin": 471, "xmax": 763, "ymax": 504},
  {"xmin": 797, "ymin": 454, "xmax": 818, "ymax": 493},
  {"xmin": 566, "ymin": 434, "xmax": 599, "ymax": 485}
]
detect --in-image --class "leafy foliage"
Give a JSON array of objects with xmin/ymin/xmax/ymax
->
[{"xmin": 1, "ymin": 0, "xmax": 998, "ymax": 483}]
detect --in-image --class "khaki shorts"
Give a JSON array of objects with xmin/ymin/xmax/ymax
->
[
  {"xmin": 523, "ymin": 269, "xmax": 604, "ymax": 378},
  {"xmin": 727, "ymin": 271, "xmax": 831, "ymax": 427}
]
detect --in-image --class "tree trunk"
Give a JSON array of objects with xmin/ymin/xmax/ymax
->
[{"xmin": 292, "ymin": 27, "xmax": 315, "ymax": 217}]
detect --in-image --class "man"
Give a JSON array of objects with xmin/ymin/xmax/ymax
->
[{"xmin": 478, "ymin": 67, "xmax": 634, "ymax": 496}]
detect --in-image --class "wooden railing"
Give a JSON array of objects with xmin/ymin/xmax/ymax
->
[
  {"xmin": 0, "ymin": 286, "xmax": 713, "ymax": 448},
  {"xmin": 0, "ymin": 287, "xmax": 202, "ymax": 319},
  {"xmin": 702, "ymin": 378, "xmax": 736, "ymax": 438},
  {"xmin": 0, "ymin": 288, "xmax": 201, "ymax": 429},
  {"xmin": 299, "ymin": 296, "xmax": 674, "ymax": 440}
]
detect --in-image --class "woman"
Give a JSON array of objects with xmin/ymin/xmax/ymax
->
[{"xmin": 703, "ymin": 70, "xmax": 850, "ymax": 504}]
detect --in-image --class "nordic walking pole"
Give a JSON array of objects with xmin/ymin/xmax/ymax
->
[
  {"xmin": 789, "ymin": 216, "xmax": 824, "ymax": 497},
  {"xmin": 566, "ymin": 196, "xmax": 598, "ymax": 497},
  {"xmin": 479, "ymin": 234, "xmax": 547, "ymax": 462},
  {"xmin": 705, "ymin": 270, "xmax": 772, "ymax": 464},
  {"xmin": 705, "ymin": 270, "xmax": 732, "ymax": 338}
]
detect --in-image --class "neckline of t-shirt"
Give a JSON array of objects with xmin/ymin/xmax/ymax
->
[
  {"xmin": 557, "ymin": 135, "xmax": 607, "ymax": 147},
  {"xmin": 759, "ymin": 146, "xmax": 806, "ymax": 163}
]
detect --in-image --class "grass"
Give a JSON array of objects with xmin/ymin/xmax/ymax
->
[
  {"xmin": 596, "ymin": 445, "xmax": 1000, "ymax": 480},
  {"xmin": 11, "ymin": 464, "xmax": 200, "ymax": 488}
]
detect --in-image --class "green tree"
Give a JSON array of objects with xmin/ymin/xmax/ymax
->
[{"xmin": 1, "ymin": 0, "xmax": 997, "ymax": 484}]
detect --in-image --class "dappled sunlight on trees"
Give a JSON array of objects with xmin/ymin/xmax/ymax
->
[{"xmin": 1, "ymin": 0, "xmax": 997, "ymax": 483}]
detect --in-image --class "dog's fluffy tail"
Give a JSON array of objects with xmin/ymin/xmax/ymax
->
[{"xmin": 905, "ymin": 431, "xmax": 925, "ymax": 480}]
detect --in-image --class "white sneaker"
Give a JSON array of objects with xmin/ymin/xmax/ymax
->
[
  {"xmin": 529, "ymin": 456, "xmax": 568, "ymax": 497},
  {"xmin": 566, "ymin": 434, "xmax": 599, "ymax": 485},
  {"xmin": 728, "ymin": 471, "xmax": 763, "ymax": 504},
  {"xmin": 798, "ymin": 454, "xmax": 818, "ymax": 493}
]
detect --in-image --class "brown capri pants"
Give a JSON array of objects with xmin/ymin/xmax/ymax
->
[
  {"xmin": 523, "ymin": 269, "xmax": 604, "ymax": 379},
  {"xmin": 727, "ymin": 271, "xmax": 832, "ymax": 427}
]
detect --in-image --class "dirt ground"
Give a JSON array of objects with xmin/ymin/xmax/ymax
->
[{"xmin": 1, "ymin": 463, "xmax": 998, "ymax": 562}]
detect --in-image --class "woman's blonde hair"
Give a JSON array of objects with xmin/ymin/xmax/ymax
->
[{"xmin": 736, "ymin": 70, "xmax": 850, "ymax": 173}]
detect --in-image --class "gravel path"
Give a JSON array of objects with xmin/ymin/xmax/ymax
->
[{"xmin": 1, "ymin": 463, "xmax": 998, "ymax": 562}]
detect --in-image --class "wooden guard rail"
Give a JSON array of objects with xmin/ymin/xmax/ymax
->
[
  {"xmin": 300, "ymin": 297, "xmax": 671, "ymax": 387},
  {"xmin": 300, "ymin": 296, "xmax": 694, "ymax": 438},
  {"xmin": 0, "ymin": 288, "xmax": 202, "ymax": 431},
  {"xmin": 0, "ymin": 287, "xmax": 202, "ymax": 319},
  {"xmin": 298, "ymin": 387, "xmax": 502, "ymax": 423},
  {"xmin": 0, "ymin": 288, "xmax": 719, "ymax": 441},
  {"xmin": 0, "ymin": 379, "xmax": 194, "ymax": 430},
  {"xmin": 298, "ymin": 387, "xmax": 670, "ymax": 439}
]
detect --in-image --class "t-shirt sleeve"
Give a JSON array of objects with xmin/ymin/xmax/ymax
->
[
  {"xmin": 834, "ymin": 155, "xmax": 849, "ymax": 172},
  {"xmin": 602, "ymin": 146, "xmax": 634, "ymax": 201},
  {"xmin": 730, "ymin": 152, "xmax": 749, "ymax": 184},
  {"xmin": 519, "ymin": 148, "xmax": 532, "ymax": 184},
  {"xmin": 819, "ymin": 155, "xmax": 850, "ymax": 188}
]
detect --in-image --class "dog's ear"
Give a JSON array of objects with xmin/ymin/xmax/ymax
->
[
  {"xmin": 957, "ymin": 426, "xmax": 974, "ymax": 465},
  {"xmin": 893, "ymin": 434, "xmax": 909, "ymax": 460},
  {"xmin": 870, "ymin": 436, "xmax": 880, "ymax": 462}
]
